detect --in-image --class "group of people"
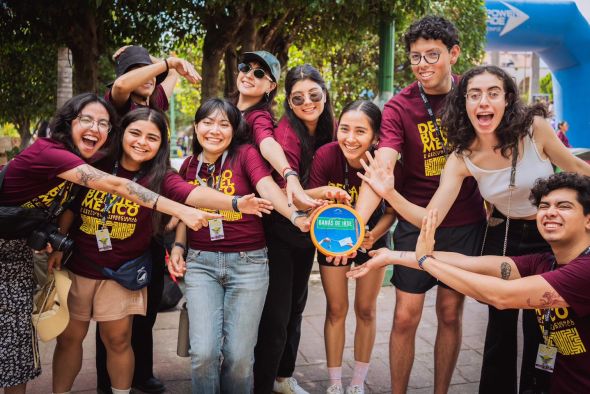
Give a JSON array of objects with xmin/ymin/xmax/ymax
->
[{"xmin": 0, "ymin": 13, "xmax": 589, "ymax": 394}]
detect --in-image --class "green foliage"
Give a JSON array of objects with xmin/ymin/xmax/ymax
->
[
  {"xmin": 0, "ymin": 123, "xmax": 19, "ymax": 137},
  {"xmin": 540, "ymin": 73, "xmax": 553, "ymax": 101},
  {"xmin": 0, "ymin": 37, "xmax": 57, "ymax": 146}
]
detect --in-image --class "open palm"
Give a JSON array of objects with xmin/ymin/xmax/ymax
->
[{"xmin": 357, "ymin": 151, "xmax": 395, "ymax": 199}]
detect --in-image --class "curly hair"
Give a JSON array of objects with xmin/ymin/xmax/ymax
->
[
  {"xmin": 441, "ymin": 65, "xmax": 548, "ymax": 158},
  {"xmin": 49, "ymin": 93, "xmax": 119, "ymax": 157},
  {"xmin": 530, "ymin": 172, "xmax": 590, "ymax": 215},
  {"xmin": 403, "ymin": 15, "xmax": 459, "ymax": 52}
]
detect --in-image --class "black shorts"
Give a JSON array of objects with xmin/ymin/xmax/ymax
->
[
  {"xmin": 317, "ymin": 237, "xmax": 387, "ymax": 267},
  {"xmin": 391, "ymin": 220, "xmax": 485, "ymax": 294}
]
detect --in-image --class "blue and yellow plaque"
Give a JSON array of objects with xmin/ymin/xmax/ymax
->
[{"xmin": 310, "ymin": 204, "xmax": 365, "ymax": 257}]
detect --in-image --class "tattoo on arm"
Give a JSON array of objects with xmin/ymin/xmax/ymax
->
[
  {"xmin": 527, "ymin": 291, "xmax": 562, "ymax": 308},
  {"xmin": 75, "ymin": 165, "xmax": 108, "ymax": 187},
  {"xmin": 500, "ymin": 262, "xmax": 512, "ymax": 280},
  {"xmin": 125, "ymin": 182, "xmax": 158, "ymax": 205},
  {"xmin": 399, "ymin": 251, "xmax": 410, "ymax": 259}
]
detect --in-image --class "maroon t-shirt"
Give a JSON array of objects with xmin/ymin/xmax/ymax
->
[
  {"xmin": 272, "ymin": 117, "xmax": 304, "ymax": 188},
  {"xmin": 513, "ymin": 252, "xmax": 590, "ymax": 393},
  {"xmin": 179, "ymin": 144, "xmax": 271, "ymax": 252},
  {"xmin": 0, "ymin": 138, "xmax": 85, "ymax": 208},
  {"xmin": 378, "ymin": 78, "xmax": 485, "ymax": 227},
  {"xmin": 104, "ymin": 84, "xmax": 169, "ymax": 116},
  {"xmin": 244, "ymin": 109, "xmax": 275, "ymax": 147},
  {"xmin": 68, "ymin": 166, "xmax": 194, "ymax": 279}
]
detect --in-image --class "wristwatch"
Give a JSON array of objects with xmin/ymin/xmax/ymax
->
[
  {"xmin": 289, "ymin": 210, "xmax": 307, "ymax": 225},
  {"xmin": 417, "ymin": 254, "xmax": 434, "ymax": 270}
]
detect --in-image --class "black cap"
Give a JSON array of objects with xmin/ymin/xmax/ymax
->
[{"xmin": 108, "ymin": 46, "xmax": 168, "ymax": 87}]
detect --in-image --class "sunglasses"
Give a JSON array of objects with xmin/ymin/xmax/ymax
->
[
  {"xmin": 238, "ymin": 63, "xmax": 272, "ymax": 81},
  {"xmin": 289, "ymin": 90, "xmax": 324, "ymax": 107}
]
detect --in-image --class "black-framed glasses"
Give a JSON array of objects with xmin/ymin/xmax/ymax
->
[
  {"xmin": 77, "ymin": 115, "xmax": 112, "ymax": 134},
  {"xmin": 206, "ymin": 163, "xmax": 216, "ymax": 188},
  {"xmin": 238, "ymin": 63, "xmax": 272, "ymax": 81},
  {"xmin": 408, "ymin": 51, "xmax": 441, "ymax": 65},
  {"xmin": 289, "ymin": 90, "xmax": 324, "ymax": 106}
]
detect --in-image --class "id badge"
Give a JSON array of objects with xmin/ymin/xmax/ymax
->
[
  {"xmin": 209, "ymin": 218, "xmax": 225, "ymax": 241},
  {"xmin": 535, "ymin": 343, "xmax": 557, "ymax": 373},
  {"xmin": 96, "ymin": 228, "xmax": 113, "ymax": 252}
]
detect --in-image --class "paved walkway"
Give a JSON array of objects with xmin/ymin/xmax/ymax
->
[{"xmin": 28, "ymin": 267, "xmax": 522, "ymax": 393}]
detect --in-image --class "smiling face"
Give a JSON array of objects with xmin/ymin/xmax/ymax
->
[
  {"xmin": 237, "ymin": 61, "xmax": 276, "ymax": 100},
  {"xmin": 409, "ymin": 38, "xmax": 459, "ymax": 95},
  {"xmin": 536, "ymin": 188, "xmax": 590, "ymax": 245},
  {"xmin": 288, "ymin": 79, "xmax": 326, "ymax": 128},
  {"xmin": 71, "ymin": 102, "xmax": 111, "ymax": 159},
  {"xmin": 465, "ymin": 72, "xmax": 507, "ymax": 137},
  {"xmin": 194, "ymin": 109, "xmax": 233, "ymax": 161},
  {"xmin": 337, "ymin": 110, "xmax": 376, "ymax": 168},
  {"xmin": 121, "ymin": 120, "xmax": 162, "ymax": 170}
]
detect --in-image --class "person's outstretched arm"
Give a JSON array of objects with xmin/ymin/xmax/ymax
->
[
  {"xmin": 58, "ymin": 164, "xmax": 220, "ymax": 231},
  {"xmin": 349, "ymin": 210, "xmax": 568, "ymax": 310}
]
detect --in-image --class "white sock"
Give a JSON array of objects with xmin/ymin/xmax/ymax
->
[{"xmin": 111, "ymin": 388, "xmax": 131, "ymax": 394}]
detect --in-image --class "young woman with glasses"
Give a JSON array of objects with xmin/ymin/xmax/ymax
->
[
  {"xmin": 232, "ymin": 51, "xmax": 319, "ymax": 210},
  {"xmin": 168, "ymin": 98, "xmax": 311, "ymax": 393},
  {"xmin": 254, "ymin": 64, "xmax": 335, "ymax": 394},
  {"xmin": 352, "ymin": 65, "xmax": 590, "ymax": 394},
  {"xmin": 306, "ymin": 101, "xmax": 396, "ymax": 394},
  {"xmin": 0, "ymin": 94, "xmax": 215, "ymax": 394},
  {"xmin": 48, "ymin": 108, "xmax": 271, "ymax": 394}
]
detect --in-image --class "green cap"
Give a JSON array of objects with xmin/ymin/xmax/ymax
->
[{"xmin": 241, "ymin": 51, "xmax": 281, "ymax": 82}]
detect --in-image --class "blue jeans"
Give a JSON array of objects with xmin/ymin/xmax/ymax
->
[{"xmin": 185, "ymin": 248, "xmax": 269, "ymax": 394}]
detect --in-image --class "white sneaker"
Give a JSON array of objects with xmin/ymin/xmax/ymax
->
[
  {"xmin": 326, "ymin": 384, "xmax": 343, "ymax": 394},
  {"xmin": 346, "ymin": 385, "xmax": 364, "ymax": 394},
  {"xmin": 273, "ymin": 377, "xmax": 310, "ymax": 394}
]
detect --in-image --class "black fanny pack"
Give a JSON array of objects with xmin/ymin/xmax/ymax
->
[{"xmin": 88, "ymin": 250, "xmax": 152, "ymax": 291}]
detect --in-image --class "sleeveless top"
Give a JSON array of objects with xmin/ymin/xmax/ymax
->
[{"xmin": 463, "ymin": 133, "xmax": 553, "ymax": 218}]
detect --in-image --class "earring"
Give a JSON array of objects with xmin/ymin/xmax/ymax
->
[{"xmin": 265, "ymin": 91, "xmax": 270, "ymax": 101}]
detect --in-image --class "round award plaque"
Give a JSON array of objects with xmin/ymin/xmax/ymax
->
[{"xmin": 310, "ymin": 204, "xmax": 365, "ymax": 257}]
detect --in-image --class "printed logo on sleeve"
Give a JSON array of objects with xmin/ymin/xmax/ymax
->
[{"xmin": 417, "ymin": 119, "xmax": 447, "ymax": 177}]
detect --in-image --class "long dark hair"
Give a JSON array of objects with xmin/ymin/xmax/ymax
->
[
  {"xmin": 442, "ymin": 65, "xmax": 547, "ymax": 158},
  {"xmin": 229, "ymin": 61, "xmax": 278, "ymax": 120},
  {"xmin": 338, "ymin": 100, "xmax": 382, "ymax": 141},
  {"xmin": 283, "ymin": 64, "xmax": 334, "ymax": 185},
  {"xmin": 49, "ymin": 93, "xmax": 119, "ymax": 157},
  {"xmin": 109, "ymin": 107, "xmax": 172, "ymax": 234},
  {"xmin": 192, "ymin": 99, "xmax": 252, "ymax": 161}
]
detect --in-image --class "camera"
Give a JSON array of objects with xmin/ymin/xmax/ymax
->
[{"xmin": 27, "ymin": 223, "xmax": 74, "ymax": 255}]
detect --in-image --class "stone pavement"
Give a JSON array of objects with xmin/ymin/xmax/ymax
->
[{"xmin": 28, "ymin": 267, "xmax": 523, "ymax": 394}]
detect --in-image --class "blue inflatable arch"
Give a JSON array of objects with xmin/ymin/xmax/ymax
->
[{"xmin": 485, "ymin": 0, "xmax": 590, "ymax": 146}]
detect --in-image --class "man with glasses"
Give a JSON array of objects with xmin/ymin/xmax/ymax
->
[{"xmin": 352, "ymin": 16, "xmax": 486, "ymax": 393}]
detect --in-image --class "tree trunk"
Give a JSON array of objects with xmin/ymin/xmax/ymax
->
[
  {"xmin": 201, "ymin": 42, "xmax": 225, "ymax": 101},
  {"xmin": 56, "ymin": 47, "xmax": 73, "ymax": 109},
  {"xmin": 67, "ymin": 9, "xmax": 101, "ymax": 94},
  {"xmin": 16, "ymin": 117, "xmax": 31, "ymax": 150},
  {"xmin": 224, "ymin": 46, "xmax": 238, "ymax": 98}
]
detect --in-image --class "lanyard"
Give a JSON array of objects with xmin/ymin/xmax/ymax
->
[
  {"xmin": 195, "ymin": 151, "xmax": 228, "ymax": 190},
  {"xmin": 101, "ymin": 161, "xmax": 141, "ymax": 225},
  {"xmin": 417, "ymin": 80, "xmax": 454, "ymax": 157},
  {"xmin": 542, "ymin": 246, "xmax": 590, "ymax": 344}
]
